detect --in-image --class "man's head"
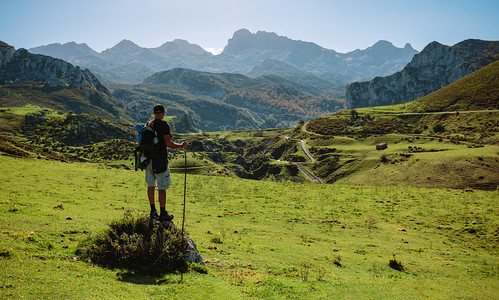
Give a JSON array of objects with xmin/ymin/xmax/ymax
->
[{"xmin": 153, "ymin": 104, "xmax": 165, "ymax": 119}]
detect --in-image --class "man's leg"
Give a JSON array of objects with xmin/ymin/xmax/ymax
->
[
  {"xmin": 158, "ymin": 189, "xmax": 166, "ymax": 208},
  {"xmin": 156, "ymin": 166, "xmax": 172, "ymax": 223},
  {"xmin": 158, "ymin": 189, "xmax": 173, "ymax": 222},
  {"xmin": 145, "ymin": 162, "xmax": 159, "ymax": 219},
  {"xmin": 148, "ymin": 187, "xmax": 156, "ymax": 205}
]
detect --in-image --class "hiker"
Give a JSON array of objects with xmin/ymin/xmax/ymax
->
[{"xmin": 146, "ymin": 104, "xmax": 187, "ymax": 224}]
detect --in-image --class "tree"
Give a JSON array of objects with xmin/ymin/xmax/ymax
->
[{"xmin": 350, "ymin": 109, "xmax": 359, "ymax": 120}]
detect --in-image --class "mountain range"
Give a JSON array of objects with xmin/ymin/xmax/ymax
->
[
  {"xmin": 1, "ymin": 40, "xmax": 345, "ymax": 132},
  {"xmin": 29, "ymin": 29, "xmax": 418, "ymax": 89},
  {"xmin": 113, "ymin": 67, "xmax": 346, "ymax": 131},
  {"xmin": 2, "ymin": 31, "xmax": 498, "ymax": 133}
]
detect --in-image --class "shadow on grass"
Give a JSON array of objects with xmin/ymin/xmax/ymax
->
[{"xmin": 116, "ymin": 270, "xmax": 184, "ymax": 285}]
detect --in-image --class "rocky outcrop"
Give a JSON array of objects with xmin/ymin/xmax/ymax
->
[
  {"xmin": 346, "ymin": 39, "xmax": 499, "ymax": 109},
  {"xmin": 0, "ymin": 41, "xmax": 110, "ymax": 95},
  {"xmin": 184, "ymin": 237, "xmax": 205, "ymax": 265},
  {"xmin": 23, "ymin": 110, "xmax": 134, "ymax": 146}
]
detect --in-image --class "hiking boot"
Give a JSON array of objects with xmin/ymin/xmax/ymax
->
[
  {"xmin": 159, "ymin": 212, "xmax": 174, "ymax": 225},
  {"xmin": 150, "ymin": 210, "xmax": 160, "ymax": 226}
]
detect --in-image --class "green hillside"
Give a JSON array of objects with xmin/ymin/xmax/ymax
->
[
  {"xmin": 114, "ymin": 68, "xmax": 346, "ymax": 132},
  {"xmin": 297, "ymin": 62, "xmax": 499, "ymax": 189},
  {"xmin": 0, "ymin": 82, "xmax": 127, "ymax": 123},
  {"xmin": 0, "ymin": 156, "xmax": 497, "ymax": 299},
  {"xmin": 307, "ymin": 61, "xmax": 499, "ymax": 144}
]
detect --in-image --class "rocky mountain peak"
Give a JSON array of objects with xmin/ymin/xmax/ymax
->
[
  {"xmin": 232, "ymin": 28, "xmax": 253, "ymax": 39},
  {"xmin": 223, "ymin": 29, "xmax": 294, "ymax": 53},
  {"xmin": 0, "ymin": 41, "xmax": 110, "ymax": 94},
  {"xmin": 346, "ymin": 39, "xmax": 499, "ymax": 109},
  {"xmin": 371, "ymin": 40, "xmax": 395, "ymax": 49},
  {"xmin": 366, "ymin": 40, "xmax": 418, "ymax": 60},
  {"xmin": 103, "ymin": 39, "xmax": 142, "ymax": 54},
  {"xmin": 29, "ymin": 41, "xmax": 97, "ymax": 61},
  {"xmin": 155, "ymin": 39, "xmax": 207, "ymax": 56}
]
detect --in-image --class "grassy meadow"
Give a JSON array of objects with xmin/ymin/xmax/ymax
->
[{"xmin": 1, "ymin": 155, "xmax": 498, "ymax": 299}]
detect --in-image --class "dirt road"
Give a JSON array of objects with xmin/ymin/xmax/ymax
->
[{"xmin": 282, "ymin": 136, "xmax": 321, "ymax": 184}]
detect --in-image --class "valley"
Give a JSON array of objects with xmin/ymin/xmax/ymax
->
[{"xmin": 0, "ymin": 26, "xmax": 498, "ymax": 299}]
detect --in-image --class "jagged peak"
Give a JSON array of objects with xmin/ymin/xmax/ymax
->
[
  {"xmin": 424, "ymin": 41, "xmax": 446, "ymax": 49},
  {"xmin": 232, "ymin": 28, "xmax": 252, "ymax": 37},
  {"xmin": 154, "ymin": 39, "xmax": 207, "ymax": 55},
  {"xmin": 172, "ymin": 39, "xmax": 190, "ymax": 45},
  {"xmin": 404, "ymin": 43, "xmax": 414, "ymax": 50},
  {"xmin": 372, "ymin": 40, "xmax": 395, "ymax": 48},
  {"xmin": 108, "ymin": 39, "xmax": 142, "ymax": 51}
]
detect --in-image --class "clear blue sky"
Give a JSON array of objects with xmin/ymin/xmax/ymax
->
[{"xmin": 1, "ymin": 0, "xmax": 497, "ymax": 54}]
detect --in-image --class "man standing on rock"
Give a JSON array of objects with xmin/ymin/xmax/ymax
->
[{"xmin": 146, "ymin": 104, "xmax": 187, "ymax": 225}]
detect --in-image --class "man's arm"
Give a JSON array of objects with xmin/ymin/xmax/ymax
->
[{"xmin": 164, "ymin": 134, "xmax": 187, "ymax": 149}]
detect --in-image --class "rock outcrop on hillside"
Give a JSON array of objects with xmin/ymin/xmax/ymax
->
[
  {"xmin": 346, "ymin": 39, "xmax": 499, "ymax": 109},
  {"xmin": 0, "ymin": 41, "xmax": 110, "ymax": 94},
  {"xmin": 0, "ymin": 41, "xmax": 129, "ymax": 122},
  {"xmin": 22, "ymin": 110, "xmax": 134, "ymax": 146}
]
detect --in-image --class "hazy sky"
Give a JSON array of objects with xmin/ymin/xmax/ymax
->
[{"xmin": 1, "ymin": 0, "xmax": 498, "ymax": 54}]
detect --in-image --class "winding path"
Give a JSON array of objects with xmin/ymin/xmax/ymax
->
[{"xmin": 282, "ymin": 136, "xmax": 322, "ymax": 184}]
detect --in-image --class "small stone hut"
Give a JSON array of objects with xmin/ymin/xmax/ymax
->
[{"xmin": 376, "ymin": 143, "xmax": 388, "ymax": 150}]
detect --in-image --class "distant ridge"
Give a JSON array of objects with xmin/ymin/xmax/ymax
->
[
  {"xmin": 28, "ymin": 29, "xmax": 417, "ymax": 86},
  {"xmin": 29, "ymin": 41, "xmax": 98, "ymax": 61}
]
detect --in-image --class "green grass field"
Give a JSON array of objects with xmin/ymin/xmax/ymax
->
[{"xmin": 1, "ymin": 155, "xmax": 497, "ymax": 299}]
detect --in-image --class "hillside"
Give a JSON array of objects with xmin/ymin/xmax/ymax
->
[
  {"xmin": 301, "ymin": 62, "xmax": 499, "ymax": 189},
  {"xmin": 0, "ymin": 107, "xmax": 134, "ymax": 166},
  {"xmin": 113, "ymin": 68, "xmax": 346, "ymax": 132},
  {"xmin": 1, "ymin": 155, "xmax": 497, "ymax": 298},
  {"xmin": 246, "ymin": 59, "xmax": 345, "ymax": 98},
  {"xmin": 310, "ymin": 60, "xmax": 499, "ymax": 141},
  {"xmin": 0, "ymin": 41, "xmax": 128, "ymax": 122},
  {"xmin": 400, "ymin": 60, "xmax": 499, "ymax": 112},
  {"xmin": 1, "ymin": 91, "xmax": 497, "ymax": 191},
  {"xmin": 346, "ymin": 39, "xmax": 499, "ymax": 108}
]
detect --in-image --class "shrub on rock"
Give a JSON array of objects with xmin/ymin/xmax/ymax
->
[{"xmin": 77, "ymin": 212, "xmax": 188, "ymax": 275}]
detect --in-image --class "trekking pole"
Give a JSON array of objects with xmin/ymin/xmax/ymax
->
[{"xmin": 181, "ymin": 147, "xmax": 187, "ymax": 236}]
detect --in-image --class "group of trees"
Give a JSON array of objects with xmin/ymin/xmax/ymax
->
[{"xmin": 223, "ymin": 87, "xmax": 345, "ymax": 116}]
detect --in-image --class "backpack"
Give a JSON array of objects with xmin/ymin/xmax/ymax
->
[{"xmin": 133, "ymin": 123, "xmax": 159, "ymax": 171}]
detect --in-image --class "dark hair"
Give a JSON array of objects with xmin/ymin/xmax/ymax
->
[{"xmin": 153, "ymin": 104, "xmax": 165, "ymax": 113}]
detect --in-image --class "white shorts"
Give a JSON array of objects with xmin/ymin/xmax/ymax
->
[{"xmin": 145, "ymin": 161, "xmax": 170, "ymax": 190}]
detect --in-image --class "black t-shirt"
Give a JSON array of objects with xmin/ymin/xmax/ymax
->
[{"xmin": 150, "ymin": 119, "xmax": 171, "ymax": 150}]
